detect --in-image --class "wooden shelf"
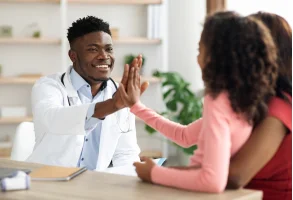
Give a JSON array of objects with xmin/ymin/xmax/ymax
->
[
  {"xmin": 0, "ymin": 116, "xmax": 141, "ymax": 125},
  {"xmin": 0, "ymin": 0, "xmax": 163, "ymax": 4},
  {"xmin": 0, "ymin": 77, "xmax": 39, "ymax": 84},
  {"xmin": 114, "ymin": 37, "xmax": 161, "ymax": 45},
  {"xmin": 0, "ymin": 76, "xmax": 161, "ymax": 85},
  {"xmin": 0, "ymin": 141, "xmax": 11, "ymax": 158},
  {"xmin": 0, "ymin": 37, "xmax": 61, "ymax": 45},
  {"xmin": 68, "ymin": 0, "xmax": 163, "ymax": 5},
  {"xmin": 113, "ymin": 76, "xmax": 161, "ymax": 83},
  {"xmin": 0, "ymin": 117, "xmax": 33, "ymax": 125},
  {"xmin": 0, "ymin": 0, "xmax": 60, "ymax": 3},
  {"xmin": 0, "ymin": 37, "xmax": 160, "ymax": 45},
  {"xmin": 0, "ymin": 142, "xmax": 12, "ymax": 148},
  {"xmin": 139, "ymin": 150, "xmax": 162, "ymax": 158}
]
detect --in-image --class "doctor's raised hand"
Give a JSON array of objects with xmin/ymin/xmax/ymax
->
[
  {"xmin": 120, "ymin": 55, "xmax": 149, "ymax": 95},
  {"xmin": 114, "ymin": 58, "xmax": 149, "ymax": 109},
  {"xmin": 118, "ymin": 67, "xmax": 142, "ymax": 107}
]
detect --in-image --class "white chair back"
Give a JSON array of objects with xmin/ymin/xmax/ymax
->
[{"xmin": 10, "ymin": 122, "xmax": 35, "ymax": 161}]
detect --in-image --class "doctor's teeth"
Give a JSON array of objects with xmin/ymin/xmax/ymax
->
[{"xmin": 95, "ymin": 65, "xmax": 108, "ymax": 68}]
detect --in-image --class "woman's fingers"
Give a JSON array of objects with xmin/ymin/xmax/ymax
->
[
  {"xmin": 128, "ymin": 67, "xmax": 135, "ymax": 92},
  {"xmin": 140, "ymin": 81, "xmax": 149, "ymax": 95}
]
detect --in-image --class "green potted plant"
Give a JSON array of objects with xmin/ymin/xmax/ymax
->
[
  {"xmin": 145, "ymin": 70, "xmax": 203, "ymax": 156},
  {"xmin": 124, "ymin": 54, "xmax": 145, "ymax": 74}
]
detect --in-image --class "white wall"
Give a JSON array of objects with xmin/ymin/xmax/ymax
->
[
  {"xmin": 168, "ymin": 0, "xmax": 206, "ymax": 93},
  {"xmin": 227, "ymin": 0, "xmax": 292, "ymax": 26}
]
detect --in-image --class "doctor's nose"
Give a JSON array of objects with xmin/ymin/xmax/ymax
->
[{"xmin": 97, "ymin": 49, "xmax": 109, "ymax": 60}]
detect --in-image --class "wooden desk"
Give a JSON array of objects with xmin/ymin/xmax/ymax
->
[{"xmin": 0, "ymin": 159, "xmax": 262, "ymax": 200}]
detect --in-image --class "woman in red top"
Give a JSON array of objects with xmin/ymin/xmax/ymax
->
[{"xmin": 227, "ymin": 12, "xmax": 292, "ymax": 200}]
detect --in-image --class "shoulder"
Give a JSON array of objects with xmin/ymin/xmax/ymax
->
[
  {"xmin": 32, "ymin": 73, "xmax": 64, "ymax": 97},
  {"xmin": 268, "ymin": 96, "xmax": 292, "ymax": 117},
  {"xmin": 204, "ymin": 92, "xmax": 242, "ymax": 121},
  {"xmin": 205, "ymin": 92, "xmax": 230, "ymax": 105},
  {"xmin": 268, "ymin": 96, "xmax": 292, "ymax": 131},
  {"xmin": 204, "ymin": 92, "xmax": 232, "ymax": 113},
  {"xmin": 34, "ymin": 73, "xmax": 62, "ymax": 88}
]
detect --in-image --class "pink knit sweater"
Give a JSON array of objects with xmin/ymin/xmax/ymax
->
[{"xmin": 130, "ymin": 92, "xmax": 252, "ymax": 193}]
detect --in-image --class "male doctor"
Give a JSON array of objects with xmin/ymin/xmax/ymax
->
[{"xmin": 27, "ymin": 16, "xmax": 146, "ymax": 170}]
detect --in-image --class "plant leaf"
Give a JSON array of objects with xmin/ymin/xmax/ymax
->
[
  {"xmin": 145, "ymin": 124, "xmax": 156, "ymax": 134},
  {"xmin": 163, "ymin": 88, "xmax": 174, "ymax": 100},
  {"xmin": 146, "ymin": 70, "xmax": 203, "ymax": 155},
  {"xmin": 166, "ymin": 100, "xmax": 177, "ymax": 111}
]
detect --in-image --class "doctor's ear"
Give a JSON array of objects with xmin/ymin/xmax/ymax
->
[{"xmin": 68, "ymin": 50, "xmax": 77, "ymax": 63}]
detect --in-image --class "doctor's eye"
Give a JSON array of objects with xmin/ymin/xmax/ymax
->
[
  {"xmin": 106, "ymin": 47, "xmax": 113, "ymax": 52},
  {"xmin": 87, "ymin": 48, "xmax": 98, "ymax": 52}
]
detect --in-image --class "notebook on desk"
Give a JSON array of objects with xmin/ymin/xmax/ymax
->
[{"xmin": 29, "ymin": 166, "xmax": 87, "ymax": 181}]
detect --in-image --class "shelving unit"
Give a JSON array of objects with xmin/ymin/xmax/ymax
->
[
  {"xmin": 0, "ymin": 0, "xmax": 59, "ymax": 3},
  {"xmin": 0, "ymin": 37, "xmax": 161, "ymax": 45},
  {"xmin": 0, "ymin": 38, "xmax": 61, "ymax": 45},
  {"xmin": 0, "ymin": 0, "xmax": 162, "ymax": 4},
  {"xmin": 114, "ymin": 37, "xmax": 161, "ymax": 45},
  {"xmin": 0, "ymin": 76, "xmax": 161, "ymax": 84},
  {"xmin": 0, "ymin": 117, "xmax": 33, "ymax": 125},
  {"xmin": 68, "ymin": 0, "xmax": 163, "ymax": 5},
  {"xmin": 0, "ymin": 116, "xmax": 143, "ymax": 124},
  {"xmin": 0, "ymin": 141, "xmax": 12, "ymax": 158}
]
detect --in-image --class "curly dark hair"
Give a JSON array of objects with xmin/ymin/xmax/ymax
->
[
  {"xmin": 201, "ymin": 11, "xmax": 278, "ymax": 125},
  {"xmin": 250, "ymin": 12, "xmax": 292, "ymax": 100},
  {"xmin": 67, "ymin": 16, "xmax": 111, "ymax": 47}
]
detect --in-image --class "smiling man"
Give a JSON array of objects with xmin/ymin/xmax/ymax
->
[{"xmin": 26, "ymin": 16, "xmax": 141, "ymax": 170}]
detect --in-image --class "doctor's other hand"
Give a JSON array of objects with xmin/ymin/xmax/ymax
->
[{"xmin": 133, "ymin": 157, "xmax": 155, "ymax": 183}]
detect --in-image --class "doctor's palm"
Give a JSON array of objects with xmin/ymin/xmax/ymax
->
[{"xmin": 120, "ymin": 68, "xmax": 148, "ymax": 107}]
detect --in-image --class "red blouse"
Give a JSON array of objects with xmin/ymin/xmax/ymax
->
[{"xmin": 245, "ymin": 96, "xmax": 292, "ymax": 200}]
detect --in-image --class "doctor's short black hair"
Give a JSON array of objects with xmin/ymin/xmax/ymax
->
[{"xmin": 67, "ymin": 16, "xmax": 111, "ymax": 46}]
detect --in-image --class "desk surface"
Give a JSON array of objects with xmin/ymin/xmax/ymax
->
[{"xmin": 0, "ymin": 159, "xmax": 262, "ymax": 200}]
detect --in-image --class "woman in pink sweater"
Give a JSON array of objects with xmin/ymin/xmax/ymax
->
[{"xmin": 118, "ymin": 11, "xmax": 279, "ymax": 193}]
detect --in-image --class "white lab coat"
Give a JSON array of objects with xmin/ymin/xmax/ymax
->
[{"xmin": 26, "ymin": 67, "xmax": 140, "ymax": 170}]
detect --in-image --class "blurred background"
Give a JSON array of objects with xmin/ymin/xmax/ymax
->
[{"xmin": 0, "ymin": 0, "xmax": 291, "ymax": 165}]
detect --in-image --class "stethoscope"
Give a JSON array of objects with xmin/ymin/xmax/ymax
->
[{"xmin": 61, "ymin": 72, "xmax": 131, "ymax": 133}]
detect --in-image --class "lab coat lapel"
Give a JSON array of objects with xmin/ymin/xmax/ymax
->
[
  {"xmin": 63, "ymin": 66, "xmax": 82, "ymax": 106},
  {"xmin": 63, "ymin": 66, "xmax": 84, "ymax": 161},
  {"xmin": 96, "ymin": 83, "xmax": 118, "ymax": 170}
]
